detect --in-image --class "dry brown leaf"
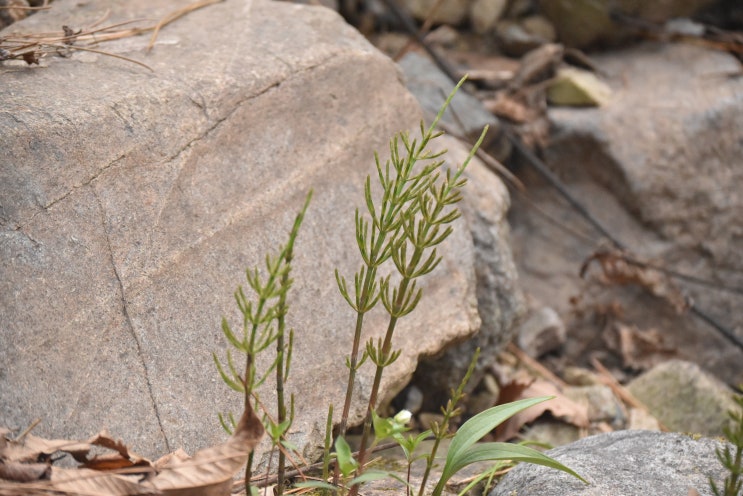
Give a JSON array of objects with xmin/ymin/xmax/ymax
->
[
  {"xmin": 1, "ymin": 433, "xmax": 90, "ymax": 464},
  {"xmin": 152, "ymin": 449, "xmax": 191, "ymax": 472},
  {"xmin": 50, "ymin": 467, "xmax": 156, "ymax": 495},
  {"xmin": 496, "ymin": 380, "xmax": 589, "ymax": 441},
  {"xmin": 81, "ymin": 430, "xmax": 150, "ymax": 470},
  {"xmin": 483, "ymin": 93, "xmax": 534, "ymax": 123},
  {"xmin": 146, "ymin": 403, "xmax": 264, "ymax": 496},
  {"xmin": 0, "ymin": 466, "xmax": 154, "ymax": 496},
  {"xmin": 0, "ymin": 403, "xmax": 263, "ymax": 496},
  {"xmin": 581, "ymin": 248, "xmax": 689, "ymax": 314},
  {"xmin": 604, "ymin": 322, "xmax": 677, "ymax": 371},
  {"xmin": 0, "ymin": 461, "xmax": 50, "ymax": 483}
]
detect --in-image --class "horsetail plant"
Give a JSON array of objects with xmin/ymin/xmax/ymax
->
[
  {"xmin": 710, "ymin": 389, "xmax": 743, "ymax": 496},
  {"xmin": 213, "ymin": 191, "xmax": 312, "ymax": 494},
  {"xmin": 334, "ymin": 76, "xmax": 488, "ymax": 494},
  {"xmin": 214, "ymin": 76, "xmax": 585, "ymax": 496}
]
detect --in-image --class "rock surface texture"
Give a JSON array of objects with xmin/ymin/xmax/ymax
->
[
  {"xmin": 490, "ymin": 430, "xmax": 729, "ymax": 496},
  {"xmin": 0, "ymin": 0, "xmax": 517, "ymax": 460}
]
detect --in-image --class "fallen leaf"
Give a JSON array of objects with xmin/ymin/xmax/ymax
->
[
  {"xmin": 483, "ymin": 93, "xmax": 535, "ymax": 123},
  {"xmin": 1, "ymin": 433, "xmax": 91, "ymax": 464},
  {"xmin": 146, "ymin": 402, "xmax": 264, "ymax": 496},
  {"xmin": 581, "ymin": 248, "xmax": 689, "ymax": 314},
  {"xmin": 0, "ymin": 461, "xmax": 50, "ymax": 483},
  {"xmin": 0, "ymin": 466, "xmax": 154, "ymax": 496},
  {"xmin": 49, "ymin": 466, "xmax": 155, "ymax": 495},
  {"xmin": 604, "ymin": 322, "xmax": 677, "ymax": 371},
  {"xmin": 0, "ymin": 403, "xmax": 263, "ymax": 496},
  {"xmin": 81, "ymin": 430, "xmax": 150, "ymax": 470},
  {"xmin": 496, "ymin": 380, "xmax": 589, "ymax": 441}
]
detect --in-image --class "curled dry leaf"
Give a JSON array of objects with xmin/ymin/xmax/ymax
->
[
  {"xmin": 580, "ymin": 248, "xmax": 689, "ymax": 314},
  {"xmin": 483, "ymin": 93, "xmax": 535, "ymax": 123},
  {"xmin": 0, "ymin": 403, "xmax": 263, "ymax": 496},
  {"xmin": 81, "ymin": 430, "xmax": 150, "ymax": 471},
  {"xmin": 0, "ymin": 461, "xmax": 50, "ymax": 483},
  {"xmin": 495, "ymin": 380, "xmax": 589, "ymax": 441},
  {"xmin": 1, "ymin": 433, "xmax": 90, "ymax": 464},
  {"xmin": 604, "ymin": 322, "xmax": 677, "ymax": 371},
  {"xmin": 145, "ymin": 403, "xmax": 264, "ymax": 496}
]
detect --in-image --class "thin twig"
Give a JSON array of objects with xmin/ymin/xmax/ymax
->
[
  {"xmin": 590, "ymin": 357, "xmax": 669, "ymax": 431},
  {"xmin": 392, "ymin": 0, "xmax": 446, "ymax": 61},
  {"xmin": 14, "ymin": 418, "xmax": 41, "ymax": 442},
  {"xmin": 57, "ymin": 44, "xmax": 153, "ymax": 71},
  {"xmin": 377, "ymin": 0, "xmax": 461, "ymax": 81},
  {"xmin": 0, "ymin": 5, "xmax": 51, "ymax": 10},
  {"xmin": 0, "ymin": 1, "xmax": 223, "ymax": 70},
  {"xmin": 147, "ymin": 0, "xmax": 223, "ymax": 52},
  {"xmin": 508, "ymin": 343, "xmax": 568, "ymax": 389}
]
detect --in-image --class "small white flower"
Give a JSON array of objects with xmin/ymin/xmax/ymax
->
[{"xmin": 393, "ymin": 409, "xmax": 412, "ymax": 425}]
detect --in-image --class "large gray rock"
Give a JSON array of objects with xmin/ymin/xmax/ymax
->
[
  {"xmin": 0, "ymin": 0, "xmax": 516, "ymax": 462},
  {"xmin": 490, "ymin": 430, "xmax": 729, "ymax": 496}
]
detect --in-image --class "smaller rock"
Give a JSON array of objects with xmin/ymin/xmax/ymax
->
[
  {"xmin": 423, "ymin": 24, "xmax": 461, "ymax": 48},
  {"xmin": 495, "ymin": 19, "xmax": 545, "ymax": 56},
  {"xmin": 564, "ymin": 385, "xmax": 626, "ymax": 428},
  {"xmin": 516, "ymin": 306, "xmax": 566, "ymax": 357},
  {"xmin": 490, "ymin": 430, "xmax": 729, "ymax": 496},
  {"xmin": 521, "ymin": 15, "xmax": 556, "ymax": 42},
  {"xmin": 402, "ymin": 0, "xmax": 469, "ymax": 25},
  {"xmin": 465, "ymin": 374, "xmax": 500, "ymax": 414},
  {"xmin": 520, "ymin": 419, "xmax": 581, "ymax": 448},
  {"xmin": 547, "ymin": 66, "xmax": 612, "ymax": 106},
  {"xmin": 539, "ymin": 0, "xmax": 716, "ymax": 49},
  {"xmin": 627, "ymin": 360, "xmax": 737, "ymax": 437},
  {"xmin": 627, "ymin": 407, "xmax": 661, "ymax": 431},
  {"xmin": 506, "ymin": 0, "xmax": 534, "ymax": 18},
  {"xmin": 469, "ymin": 0, "xmax": 507, "ymax": 34},
  {"xmin": 400, "ymin": 384, "xmax": 425, "ymax": 415},
  {"xmin": 562, "ymin": 366, "xmax": 601, "ymax": 386}
]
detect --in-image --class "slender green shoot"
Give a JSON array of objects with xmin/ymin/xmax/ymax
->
[
  {"xmin": 417, "ymin": 348, "xmax": 482, "ymax": 496},
  {"xmin": 346, "ymin": 76, "xmax": 489, "ymax": 496},
  {"xmin": 213, "ymin": 191, "xmax": 312, "ymax": 491},
  {"xmin": 711, "ymin": 389, "xmax": 743, "ymax": 496},
  {"xmin": 334, "ymin": 75, "xmax": 478, "ymax": 456}
]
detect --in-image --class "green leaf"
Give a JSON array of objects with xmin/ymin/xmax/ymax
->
[
  {"xmin": 294, "ymin": 480, "xmax": 338, "ymax": 492},
  {"xmin": 335, "ymin": 436, "xmax": 358, "ymax": 478},
  {"xmin": 372, "ymin": 411, "xmax": 410, "ymax": 442},
  {"xmin": 220, "ymin": 317, "xmax": 244, "ymax": 351},
  {"xmin": 349, "ymin": 470, "xmax": 397, "ymax": 485},
  {"xmin": 217, "ymin": 412, "xmax": 234, "ymax": 434},
  {"xmin": 444, "ymin": 442, "xmax": 586, "ymax": 484},
  {"xmin": 394, "ymin": 429, "xmax": 432, "ymax": 461},
  {"xmin": 447, "ymin": 396, "xmax": 553, "ymax": 465},
  {"xmin": 213, "ymin": 352, "xmax": 244, "ymax": 393},
  {"xmin": 432, "ymin": 396, "xmax": 587, "ymax": 495}
]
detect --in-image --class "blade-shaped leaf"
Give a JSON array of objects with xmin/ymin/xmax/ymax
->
[
  {"xmin": 447, "ymin": 396, "xmax": 553, "ymax": 467},
  {"xmin": 442, "ymin": 442, "xmax": 586, "ymax": 484}
]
